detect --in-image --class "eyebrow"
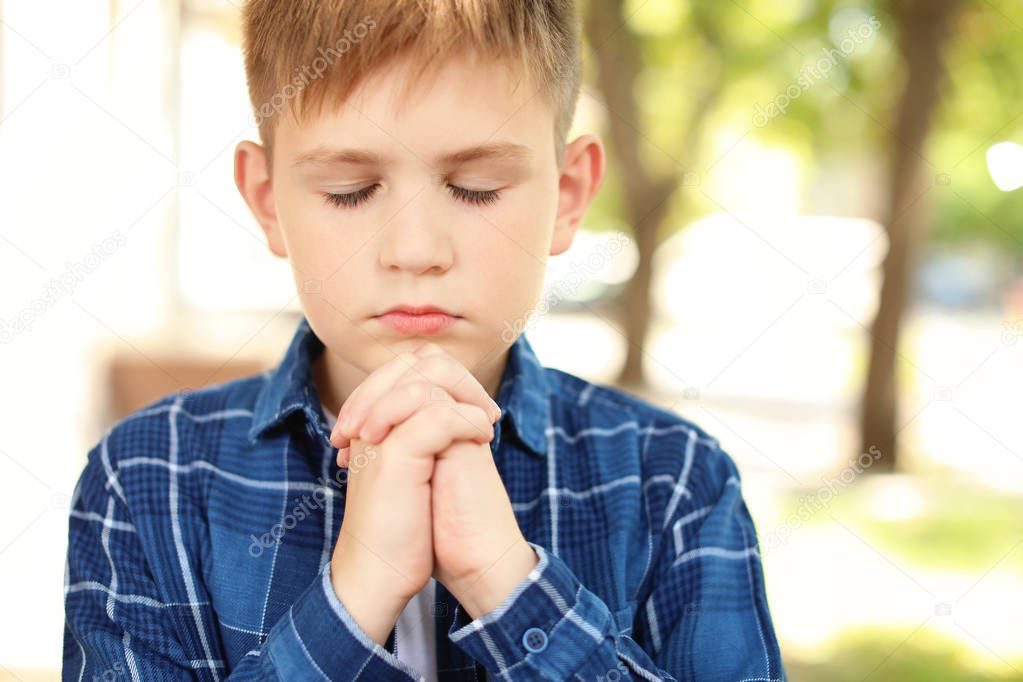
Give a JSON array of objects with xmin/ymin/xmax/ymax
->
[{"xmin": 291, "ymin": 141, "xmax": 533, "ymax": 169}]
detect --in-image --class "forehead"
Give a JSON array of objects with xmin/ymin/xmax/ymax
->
[{"xmin": 275, "ymin": 51, "xmax": 556, "ymax": 166}]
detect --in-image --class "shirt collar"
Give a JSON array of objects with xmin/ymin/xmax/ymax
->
[
  {"xmin": 248, "ymin": 315, "xmax": 330, "ymax": 445},
  {"xmin": 492, "ymin": 329, "xmax": 551, "ymax": 457},
  {"xmin": 248, "ymin": 315, "xmax": 551, "ymax": 457}
]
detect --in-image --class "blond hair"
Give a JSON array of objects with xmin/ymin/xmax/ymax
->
[{"xmin": 241, "ymin": 0, "xmax": 582, "ymax": 171}]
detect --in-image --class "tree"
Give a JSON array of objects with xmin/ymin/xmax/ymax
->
[
  {"xmin": 859, "ymin": 0, "xmax": 960, "ymax": 471},
  {"xmin": 583, "ymin": 0, "xmax": 723, "ymax": 387}
]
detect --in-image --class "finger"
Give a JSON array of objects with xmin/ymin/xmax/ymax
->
[
  {"xmin": 413, "ymin": 343, "xmax": 490, "ymax": 402},
  {"xmin": 392, "ymin": 353, "xmax": 501, "ymax": 426},
  {"xmin": 336, "ymin": 441, "xmax": 376, "ymax": 470},
  {"xmin": 357, "ymin": 380, "xmax": 453, "ymax": 444},
  {"xmin": 386, "ymin": 401, "xmax": 494, "ymax": 461},
  {"xmin": 331, "ymin": 350, "xmax": 421, "ymax": 444},
  {"xmin": 338, "ymin": 349, "xmax": 500, "ymax": 446}
]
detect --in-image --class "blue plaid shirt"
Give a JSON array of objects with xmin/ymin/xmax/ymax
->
[{"xmin": 63, "ymin": 315, "xmax": 785, "ymax": 681}]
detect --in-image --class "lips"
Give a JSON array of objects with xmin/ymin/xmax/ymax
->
[
  {"xmin": 380, "ymin": 304, "xmax": 459, "ymax": 316},
  {"xmin": 374, "ymin": 305, "xmax": 461, "ymax": 335}
]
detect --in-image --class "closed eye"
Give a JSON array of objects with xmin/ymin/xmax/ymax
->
[
  {"xmin": 323, "ymin": 184, "xmax": 379, "ymax": 208},
  {"xmin": 322, "ymin": 184, "xmax": 501, "ymax": 209},
  {"xmin": 446, "ymin": 185, "xmax": 500, "ymax": 206}
]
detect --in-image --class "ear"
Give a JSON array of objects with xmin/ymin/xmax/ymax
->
[
  {"xmin": 551, "ymin": 133, "xmax": 606, "ymax": 256},
  {"xmin": 234, "ymin": 140, "xmax": 287, "ymax": 259}
]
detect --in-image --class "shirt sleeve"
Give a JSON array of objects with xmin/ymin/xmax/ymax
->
[
  {"xmin": 445, "ymin": 443, "xmax": 786, "ymax": 681},
  {"xmin": 63, "ymin": 434, "xmax": 424, "ymax": 681}
]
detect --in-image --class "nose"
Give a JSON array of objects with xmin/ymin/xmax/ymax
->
[{"xmin": 377, "ymin": 186, "xmax": 454, "ymax": 275}]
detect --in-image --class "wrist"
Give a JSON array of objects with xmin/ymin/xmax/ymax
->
[
  {"xmin": 330, "ymin": 555, "xmax": 407, "ymax": 645},
  {"xmin": 451, "ymin": 540, "xmax": 538, "ymax": 620}
]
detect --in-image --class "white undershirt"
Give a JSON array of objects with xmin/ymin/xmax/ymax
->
[{"xmin": 323, "ymin": 405, "xmax": 438, "ymax": 680}]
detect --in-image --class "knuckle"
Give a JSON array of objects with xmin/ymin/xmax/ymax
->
[
  {"xmin": 359, "ymin": 412, "xmax": 376, "ymax": 433},
  {"xmin": 436, "ymin": 361, "xmax": 466, "ymax": 389},
  {"xmin": 430, "ymin": 384, "xmax": 452, "ymax": 402},
  {"xmin": 444, "ymin": 363, "xmax": 467, "ymax": 385},
  {"xmin": 440, "ymin": 405, "xmax": 459, "ymax": 428},
  {"xmin": 420, "ymin": 354, "xmax": 448, "ymax": 374},
  {"xmin": 428, "ymin": 402, "xmax": 457, "ymax": 427},
  {"xmin": 405, "ymin": 381, "xmax": 431, "ymax": 403},
  {"xmin": 472, "ymin": 408, "xmax": 491, "ymax": 432},
  {"xmin": 363, "ymin": 410, "xmax": 386, "ymax": 435},
  {"xmin": 396, "ymin": 350, "xmax": 420, "ymax": 367}
]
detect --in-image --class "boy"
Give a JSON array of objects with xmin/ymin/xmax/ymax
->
[{"xmin": 62, "ymin": 1, "xmax": 786, "ymax": 680}]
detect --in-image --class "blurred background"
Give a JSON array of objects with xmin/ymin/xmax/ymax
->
[{"xmin": 2, "ymin": 0, "xmax": 1022, "ymax": 679}]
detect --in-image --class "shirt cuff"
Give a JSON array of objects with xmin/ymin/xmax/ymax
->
[
  {"xmin": 447, "ymin": 542, "xmax": 615, "ymax": 680},
  {"xmin": 265, "ymin": 560, "xmax": 424, "ymax": 681}
]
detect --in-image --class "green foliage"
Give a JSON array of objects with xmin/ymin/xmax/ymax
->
[
  {"xmin": 783, "ymin": 476, "xmax": 1023, "ymax": 573},
  {"xmin": 931, "ymin": 3, "xmax": 1023, "ymax": 250},
  {"xmin": 581, "ymin": 0, "xmax": 1023, "ymax": 250},
  {"xmin": 786, "ymin": 625, "xmax": 1023, "ymax": 681}
]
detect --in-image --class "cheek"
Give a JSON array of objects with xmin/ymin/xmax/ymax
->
[
  {"xmin": 491, "ymin": 183, "xmax": 559, "ymax": 251},
  {"xmin": 275, "ymin": 198, "xmax": 371, "ymax": 309},
  {"xmin": 466, "ymin": 186, "xmax": 556, "ymax": 303},
  {"xmin": 277, "ymin": 199, "xmax": 348, "ymax": 270},
  {"xmin": 466, "ymin": 235, "xmax": 548, "ymax": 324}
]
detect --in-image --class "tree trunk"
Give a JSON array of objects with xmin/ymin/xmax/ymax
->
[
  {"xmin": 583, "ymin": 0, "xmax": 720, "ymax": 388},
  {"xmin": 617, "ymin": 202, "xmax": 663, "ymax": 385},
  {"xmin": 860, "ymin": 0, "xmax": 956, "ymax": 472}
]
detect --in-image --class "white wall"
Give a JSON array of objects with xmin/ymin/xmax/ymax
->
[{"xmin": 1, "ymin": 0, "xmax": 180, "ymax": 670}]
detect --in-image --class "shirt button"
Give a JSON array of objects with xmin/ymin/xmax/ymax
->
[{"xmin": 522, "ymin": 626, "xmax": 548, "ymax": 653}]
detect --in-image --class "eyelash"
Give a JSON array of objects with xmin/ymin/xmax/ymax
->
[{"xmin": 322, "ymin": 184, "xmax": 501, "ymax": 209}]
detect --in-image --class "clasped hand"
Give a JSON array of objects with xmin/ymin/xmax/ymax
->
[{"xmin": 326, "ymin": 342, "xmax": 538, "ymax": 644}]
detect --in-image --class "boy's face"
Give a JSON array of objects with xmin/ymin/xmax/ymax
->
[{"xmin": 235, "ymin": 50, "xmax": 604, "ymax": 402}]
